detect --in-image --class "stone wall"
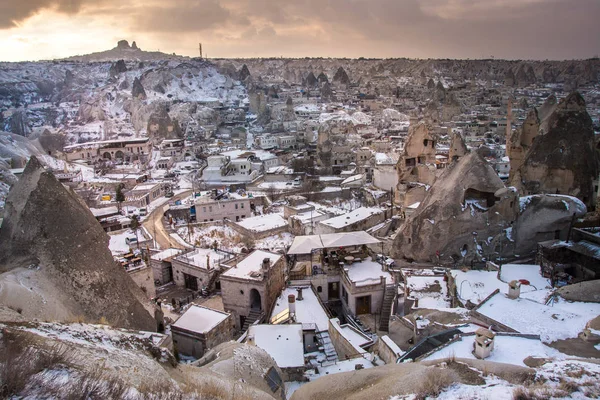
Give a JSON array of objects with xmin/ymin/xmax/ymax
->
[
  {"xmin": 172, "ymin": 313, "xmax": 234, "ymax": 358},
  {"xmin": 328, "ymin": 318, "xmax": 367, "ymax": 360},
  {"xmin": 171, "ymin": 258, "xmax": 215, "ymax": 290},
  {"xmin": 221, "ymin": 257, "xmax": 286, "ymax": 329},
  {"xmin": 128, "ymin": 265, "xmax": 157, "ymax": 299}
]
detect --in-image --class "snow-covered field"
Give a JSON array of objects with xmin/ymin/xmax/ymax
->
[{"xmin": 177, "ymin": 223, "xmax": 294, "ymax": 252}]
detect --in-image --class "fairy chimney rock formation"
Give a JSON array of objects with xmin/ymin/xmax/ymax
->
[
  {"xmin": 0, "ymin": 157, "xmax": 157, "ymax": 331},
  {"xmin": 511, "ymin": 92, "xmax": 599, "ymax": 208},
  {"xmin": 132, "ymin": 77, "xmax": 147, "ymax": 100},
  {"xmin": 449, "ymin": 132, "xmax": 469, "ymax": 162}
]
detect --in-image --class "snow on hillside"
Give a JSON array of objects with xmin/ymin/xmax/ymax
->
[{"xmin": 0, "ymin": 58, "xmax": 247, "ymax": 145}]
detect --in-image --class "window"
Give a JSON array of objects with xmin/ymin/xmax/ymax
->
[
  {"xmin": 423, "ymin": 139, "xmax": 428, "ymax": 147},
  {"xmin": 203, "ymin": 207, "xmax": 206, "ymax": 212},
  {"xmin": 209, "ymin": 206, "xmax": 212, "ymax": 212},
  {"xmin": 235, "ymin": 204, "xmax": 238, "ymax": 209},
  {"xmin": 241, "ymin": 203, "xmax": 244, "ymax": 208},
  {"xmin": 317, "ymin": 286, "xmax": 322, "ymax": 293}
]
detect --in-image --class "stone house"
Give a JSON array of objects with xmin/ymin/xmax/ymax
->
[
  {"xmin": 340, "ymin": 259, "xmax": 393, "ymax": 315},
  {"xmin": 127, "ymin": 182, "xmax": 168, "ymax": 206},
  {"xmin": 150, "ymin": 248, "xmax": 184, "ymax": 285},
  {"xmin": 160, "ymin": 139, "xmax": 185, "ymax": 157},
  {"xmin": 171, "ymin": 248, "xmax": 234, "ymax": 292},
  {"xmin": 316, "ymin": 207, "xmax": 387, "ymax": 235},
  {"xmin": 195, "ymin": 196, "xmax": 251, "ymax": 223},
  {"xmin": 220, "ymin": 250, "xmax": 286, "ymax": 330},
  {"xmin": 171, "ymin": 305, "xmax": 234, "ymax": 358}
]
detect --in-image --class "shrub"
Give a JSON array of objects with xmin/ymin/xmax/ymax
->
[{"xmin": 416, "ymin": 368, "xmax": 458, "ymax": 400}]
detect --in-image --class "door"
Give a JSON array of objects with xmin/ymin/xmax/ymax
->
[
  {"xmin": 328, "ymin": 282, "xmax": 340, "ymax": 299},
  {"xmin": 356, "ymin": 295, "xmax": 371, "ymax": 315},
  {"xmin": 250, "ymin": 289, "xmax": 262, "ymax": 310},
  {"xmin": 183, "ymin": 273, "xmax": 198, "ymax": 291}
]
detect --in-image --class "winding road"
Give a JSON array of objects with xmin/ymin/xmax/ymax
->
[{"xmin": 142, "ymin": 190, "xmax": 192, "ymax": 250}]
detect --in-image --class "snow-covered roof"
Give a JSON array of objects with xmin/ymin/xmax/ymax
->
[
  {"xmin": 90, "ymin": 206, "xmax": 119, "ymax": 217},
  {"xmin": 270, "ymin": 287, "xmax": 330, "ymax": 332},
  {"xmin": 150, "ymin": 248, "xmax": 183, "ymax": 261},
  {"xmin": 235, "ymin": 214, "xmax": 288, "ymax": 232},
  {"xmin": 172, "ymin": 305, "xmax": 230, "ymax": 334},
  {"xmin": 222, "ymin": 250, "xmax": 282, "ymax": 280},
  {"xmin": 221, "ymin": 149, "xmax": 277, "ymax": 161},
  {"xmin": 423, "ymin": 334, "xmax": 566, "ymax": 367},
  {"xmin": 341, "ymin": 174, "xmax": 364, "ymax": 186},
  {"xmin": 248, "ymin": 324, "xmax": 305, "ymax": 368},
  {"xmin": 344, "ymin": 259, "xmax": 393, "ymax": 286},
  {"xmin": 173, "ymin": 248, "xmax": 231, "ymax": 269},
  {"xmin": 287, "ymin": 231, "xmax": 381, "ymax": 255},
  {"xmin": 320, "ymin": 207, "xmax": 383, "ymax": 229},
  {"xmin": 476, "ymin": 292, "xmax": 597, "ymax": 342},
  {"xmin": 374, "ymin": 152, "xmax": 398, "ymax": 165}
]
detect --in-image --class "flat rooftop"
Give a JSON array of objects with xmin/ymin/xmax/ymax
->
[
  {"xmin": 172, "ymin": 305, "xmax": 230, "ymax": 334},
  {"xmin": 248, "ymin": 324, "xmax": 304, "ymax": 368},
  {"xmin": 236, "ymin": 214, "xmax": 288, "ymax": 232},
  {"xmin": 151, "ymin": 248, "xmax": 184, "ymax": 261},
  {"xmin": 222, "ymin": 250, "xmax": 281, "ymax": 281},
  {"xmin": 174, "ymin": 248, "xmax": 231, "ymax": 269},
  {"xmin": 320, "ymin": 207, "xmax": 383, "ymax": 229},
  {"xmin": 344, "ymin": 259, "xmax": 393, "ymax": 287},
  {"xmin": 270, "ymin": 287, "xmax": 330, "ymax": 332}
]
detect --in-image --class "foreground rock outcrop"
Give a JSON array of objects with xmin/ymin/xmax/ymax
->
[
  {"xmin": 0, "ymin": 157, "xmax": 157, "ymax": 331},
  {"xmin": 0, "ymin": 318, "xmax": 276, "ymax": 399}
]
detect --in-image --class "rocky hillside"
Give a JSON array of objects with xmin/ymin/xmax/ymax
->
[
  {"xmin": 0, "ymin": 312, "xmax": 279, "ymax": 399},
  {"xmin": 214, "ymin": 58, "xmax": 600, "ymax": 87},
  {"xmin": 0, "ymin": 156, "xmax": 158, "ymax": 331},
  {"xmin": 0, "ymin": 42, "xmax": 247, "ymax": 144}
]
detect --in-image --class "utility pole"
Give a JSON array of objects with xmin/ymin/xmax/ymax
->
[{"xmin": 199, "ymin": 43, "xmax": 203, "ymax": 59}]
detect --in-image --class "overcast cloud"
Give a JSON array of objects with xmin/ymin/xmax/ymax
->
[{"xmin": 0, "ymin": 0, "xmax": 598, "ymax": 61}]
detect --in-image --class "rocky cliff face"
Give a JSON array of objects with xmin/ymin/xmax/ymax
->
[
  {"xmin": 511, "ymin": 92, "xmax": 599, "ymax": 208},
  {"xmin": 0, "ymin": 156, "xmax": 157, "ymax": 331},
  {"xmin": 393, "ymin": 152, "xmax": 514, "ymax": 263}
]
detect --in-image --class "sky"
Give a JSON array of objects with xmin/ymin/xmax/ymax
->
[{"xmin": 0, "ymin": 0, "xmax": 599, "ymax": 62}]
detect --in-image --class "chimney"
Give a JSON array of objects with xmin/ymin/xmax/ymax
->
[
  {"xmin": 288, "ymin": 294, "xmax": 296, "ymax": 316},
  {"xmin": 207, "ymin": 254, "xmax": 211, "ymax": 271},
  {"xmin": 296, "ymin": 288, "xmax": 303, "ymax": 301},
  {"xmin": 507, "ymin": 280, "xmax": 521, "ymax": 299},
  {"xmin": 262, "ymin": 257, "xmax": 271, "ymax": 272},
  {"xmin": 474, "ymin": 328, "xmax": 496, "ymax": 359}
]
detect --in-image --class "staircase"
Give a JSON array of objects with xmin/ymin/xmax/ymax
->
[
  {"xmin": 316, "ymin": 330, "xmax": 338, "ymax": 362},
  {"xmin": 242, "ymin": 309, "xmax": 263, "ymax": 332},
  {"xmin": 206, "ymin": 267, "xmax": 224, "ymax": 293},
  {"xmin": 379, "ymin": 284, "xmax": 396, "ymax": 332}
]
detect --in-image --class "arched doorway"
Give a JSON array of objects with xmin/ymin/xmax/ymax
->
[
  {"xmin": 115, "ymin": 150, "xmax": 125, "ymax": 160},
  {"xmin": 102, "ymin": 152, "xmax": 111, "ymax": 160},
  {"xmin": 249, "ymin": 289, "xmax": 262, "ymax": 311}
]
